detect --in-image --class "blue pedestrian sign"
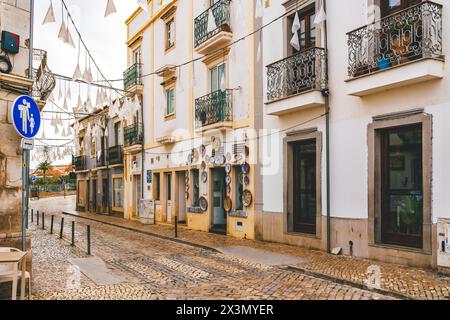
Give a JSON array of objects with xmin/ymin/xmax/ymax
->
[
  {"xmin": 11, "ymin": 95, "xmax": 41, "ymax": 139},
  {"xmin": 31, "ymin": 175, "xmax": 36, "ymax": 182}
]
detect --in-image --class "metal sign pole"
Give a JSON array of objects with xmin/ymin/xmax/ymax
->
[{"xmin": 21, "ymin": 149, "xmax": 30, "ymax": 251}]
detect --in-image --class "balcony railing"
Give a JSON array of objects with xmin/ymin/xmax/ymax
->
[
  {"xmin": 32, "ymin": 49, "xmax": 56, "ymax": 101},
  {"xmin": 108, "ymin": 145, "xmax": 124, "ymax": 165},
  {"xmin": 124, "ymin": 123, "xmax": 143, "ymax": 148},
  {"xmin": 194, "ymin": 0, "xmax": 231, "ymax": 48},
  {"xmin": 266, "ymin": 47, "xmax": 327, "ymax": 102},
  {"xmin": 123, "ymin": 63, "xmax": 142, "ymax": 91},
  {"xmin": 73, "ymin": 156, "xmax": 86, "ymax": 171},
  {"xmin": 195, "ymin": 89, "xmax": 233, "ymax": 128},
  {"xmin": 347, "ymin": 1, "xmax": 443, "ymax": 78}
]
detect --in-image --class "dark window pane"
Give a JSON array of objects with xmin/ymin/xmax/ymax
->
[
  {"xmin": 381, "ymin": 124, "xmax": 423, "ymax": 248},
  {"xmin": 292, "ymin": 139, "xmax": 317, "ymax": 234}
]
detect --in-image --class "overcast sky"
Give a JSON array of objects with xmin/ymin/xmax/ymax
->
[{"xmin": 32, "ymin": 0, "xmax": 138, "ymax": 168}]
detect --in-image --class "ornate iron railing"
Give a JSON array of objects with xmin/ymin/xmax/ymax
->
[
  {"xmin": 123, "ymin": 63, "xmax": 142, "ymax": 91},
  {"xmin": 73, "ymin": 156, "xmax": 86, "ymax": 171},
  {"xmin": 32, "ymin": 49, "xmax": 56, "ymax": 101},
  {"xmin": 194, "ymin": 0, "xmax": 231, "ymax": 48},
  {"xmin": 347, "ymin": 1, "xmax": 443, "ymax": 78},
  {"xmin": 108, "ymin": 145, "xmax": 124, "ymax": 165},
  {"xmin": 124, "ymin": 123, "xmax": 143, "ymax": 148},
  {"xmin": 266, "ymin": 47, "xmax": 326, "ymax": 102},
  {"xmin": 195, "ymin": 89, "xmax": 233, "ymax": 128}
]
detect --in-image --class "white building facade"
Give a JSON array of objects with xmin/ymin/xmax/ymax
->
[{"xmin": 261, "ymin": 0, "xmax": 449, "ymax": 269}]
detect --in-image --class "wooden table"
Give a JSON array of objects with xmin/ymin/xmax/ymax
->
[{"xmin": 0, "ymin": 251, "xmax": 27, "ymax": 300}]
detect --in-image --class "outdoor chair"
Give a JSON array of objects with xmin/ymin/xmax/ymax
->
[{"xmin": 0, "ymin": 247, "xmax": 32, "ymax": 300}]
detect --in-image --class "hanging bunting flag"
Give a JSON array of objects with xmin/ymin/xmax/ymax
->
[
  {"xmin": 290, "ymin": 33, "xmax": 300, "ymax": 51},
  {"xmin": 72, "ymin": 63, "xmax": 82, "ymax": 80},
  {"xmin": 58, "ymin": 82, "xmax": 63, "ymax": 100},
  {"xmin": 314, "ymin": 0, "xmax": 327, "ymax": 25},
  {"xmin": 58, "ymin": 21, "xmax": 69, "ymax": 43},
  {"xmin": 67, "ymin": 84, "xmax": 72, "ymax": 100},
  {"xmin": 255, "ymin": 0, "xmax": 264, "ymax": 18},
  {"xmin": 292, "ymin": 12, "xmax": 301, "ymax": 34},
  {"xmin": 104, "ymin": 0, "xmax": 117, "ymax": 17},
  {"xmin": 207, "ymin": 9, "xmax": 217, "ymax": 34},
  {"xmin": 42, "ymin": 0, "xmax": 56, "ymax": 25},
  {"xmin": 66, "ymin": 25, "xmax": 75, "ymax": 48},
  {"xmin": 63, "ymin": 98, "xmax": 68, "ymax": 110},
  {"xmin": 95, "ymin": 87, "xmax": 102, "ymax": 107}
]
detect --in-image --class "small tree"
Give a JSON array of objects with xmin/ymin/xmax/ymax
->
[{"xmin": 36, "ymin": 160, "xmax": 53, "ymax": 184}]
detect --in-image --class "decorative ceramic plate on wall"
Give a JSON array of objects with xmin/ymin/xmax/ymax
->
[
  {"xmin": 224, "ymin": 196, "xmax": 232, "ymax": 212},
  {"xmin": 241, "ymin": 162, "xmax": 250, "ymax": 174},
  {"xmin": 200, "ymin": 144, "xmax": 206, "ymax": 157},
  {"xmin": 225, "ymin": 175, "xmax": 232, "ymax": 185},
  {"xmin": 201, "ymin": 161, "xmax": 207, "ymax": 170},
  {"xmin": 242, "ymin": 190, "xmax": 253, "ymax": 207},
  {"xmin": 225, "ymin": 163, "xmax": 232, "ymax": 174},
  {"xmin": 226, "ymin": 185, "xmax": 231, "ymax": 195},
  {"xmin": 199, "ymin": 196, "xmax": 208, "ymax": 212},
  {"xmin": 202, "ymin": 171, "xmax": 208, "ymax": 183}
]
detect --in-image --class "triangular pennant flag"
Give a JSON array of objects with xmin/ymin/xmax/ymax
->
[
  {"xmin": 292, "ymin": 12, "xmax": 301, "ymax": 33},
  {"xmin": 255, "ymin": 0, "xmax": 264, "ymax": 18},
  {"xmin": 290, "ymin": 33, "xmax": 300, "ymax": 51},
  {"xmin": 58, "ymin": 21, "xmax": 68, "ymax": 43},
  {"xmin": 58, "ymin": 85, "xmax": 63, "ymax": 100},
  {"xmin": 41, "ymin": 130, "xmax": 46, "ymax": 140},
  {"xmin": 66, "ymin": 26, "xmax": 75, "ymax": 48},
  {"xmin": 314, "ymin": 0, "xmax": 327, "ymax": 25},
  {"xmin": 42, "ymin": 0, "xmax": 56, "ymax": 25},
  {"xmin": 95, "ymin": 87, "xmax": 102, "ymax": 106},
  {"xmin": 82, "ymin": 67, "xmax": 91, "ymax": 83},
  {"xmin": 207, "ymin": 9, "xmax": 217, "ymax": 33},
  {"xmin": 72, "ymin": 63, "xmax": 82, "ymax": 80},
  {"xmin": 63, "ymin": 98, "xmax": 68, "ymax": 110},
  {"xmin": 104, "ymin": 0, "xmax": 117, "ymax": 18},
  {"xmin": 67, "ymin": 85, "xmax": 72, "ymax": 100},
  {"xmin": 54, "ymin": 126, "xmax": 59, "ymax": 135}
]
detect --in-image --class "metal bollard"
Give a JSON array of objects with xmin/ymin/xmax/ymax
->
[
  {"xmin": 36, "ymin": 210, "xmax": 40, "ymax": 226},
  {"xmin": 31, "ymin": 209, "xmax": 34, "ymax": 223},
  {"xmin": 42, "ymin": 212, "xmax": 45, "ymax": 230},
  {"xmin": 174, "ymin": 215, "xmax": 178, "ymax": 238},
  {"xmin": 87, "ymin": 225, "xmax": 91, "ymax": 255},
  {"xmin": 71, "ymin": 221, "xmax": 75, "ymax": 246},
  {"xmin": 59, "ymin": 217, "xmax": 64, "ymax": 239},
  {"xmin": 50, "ymin": 215, "xmax": 54, "ymax": 234}
]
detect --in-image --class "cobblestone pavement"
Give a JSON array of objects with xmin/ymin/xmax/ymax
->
[
  {"xmin": 27, "ymin": 197, "xmax": 394, "ymax": 300},
  {"xmin": 51, "ymin": 200, "xmax": 450, "ymax": 300}
]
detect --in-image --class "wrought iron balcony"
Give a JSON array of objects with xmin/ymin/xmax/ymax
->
[
  {"xmin": 266, "ymin": 47, "xmax": 326, "ymax": 102},
  {"xmin": 195, "ymin": 89, "xmax": 233, "ymax": 129},
  {"xmin": 108, "ymin": 145, "xmax": 124, "ymax": 165},
  {"xmin": 123, "ymin": 63, "xmax": 142, "ymax": 91},
  {"xmin": 73, "ymin": 155, "xmax": 86, "ymax": 171},
  {"xmin": 124, "ymin": 123, "xmax": 143, "ymax": 148},
  {"xmin": 347, "ymin": 1, "xmax": 443, "ymax": 78},
  {"xmin": 32, "ymin": 49, "xmax": 56, "ymax": 102},
  {"xmin": 194, "ymin": 0, "xmax": 231, "ymax": 48}
]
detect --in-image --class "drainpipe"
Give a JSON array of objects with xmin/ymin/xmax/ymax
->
[
  {"xmin": 28, "ymin": 0, "xmax": 34, "ymax": 81},
  {"xmin": 105, "ymin": 116, "xmax": 112, "ymax": 216},
  {"xmin": 322, "ymin": 0, "xmax": 332, "ymax": 254},
  {"xmin": 140, "ymin": 95, "xmax": 145, "ymax": 215}
]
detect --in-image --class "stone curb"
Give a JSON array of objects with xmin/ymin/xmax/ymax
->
[{"xmin": 62, "ymin": 211, "xmax": 220, "ymax": 253}]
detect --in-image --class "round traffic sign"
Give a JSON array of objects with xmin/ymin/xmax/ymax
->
[{"xmin": 11, "ymin": 95, "xmax": 41, "ymax": 139}]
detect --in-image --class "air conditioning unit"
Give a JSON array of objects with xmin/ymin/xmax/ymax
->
[{"xmin": 437, "ymin": 218, "xmax": 450, "ymax": 270}]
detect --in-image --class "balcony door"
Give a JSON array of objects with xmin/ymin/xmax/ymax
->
[
  {"xmin": 287, "ymin": 6, "xmax": 317, "ymax": 95},
  {"xmin": 287, "ymin": 6, "xmax": 316, "ymax": 56},
  {"xmin": 210, "ymin": 63, "xmax": 226, "ymax": 93}
]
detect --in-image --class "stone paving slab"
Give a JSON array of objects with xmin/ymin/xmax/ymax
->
[
  {"xmin": 217, "ymin": 246, "xmax": 308, "ymax": 266},
  {"xmin": 58, "ymin": 204, "xmax": 450, "ymax": 300},
  {"xmin": 68, "ymin": 257, "xmax": 127, "ymax": 286}
]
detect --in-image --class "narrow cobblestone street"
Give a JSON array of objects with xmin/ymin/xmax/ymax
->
[{"xmin": 27, "ymin": 196, "xmax": 398, "ymax": 300}]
